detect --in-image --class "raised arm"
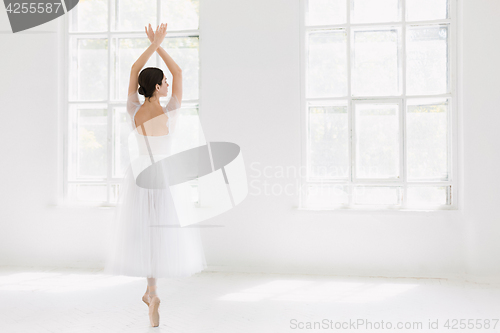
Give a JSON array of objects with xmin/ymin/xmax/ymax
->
[
  {"xmin": 127, "ymin": 24, "xmax": 167, "ymax": 96},
  {"xmin": 128, "ymin": 44, "xmax": 158, "ymax": 96},
  {"xmin": 145, "ymin": 23, "xmax": 183, "ymax": 104},
  {"xmin": 158, "ymin": 47, "xmax": 182, "ymax": 104}
]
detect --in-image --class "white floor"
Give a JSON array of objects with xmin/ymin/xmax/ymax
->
[{"xmin": 0, "ymin": 267, "xmax": 499, "ymax": 333}]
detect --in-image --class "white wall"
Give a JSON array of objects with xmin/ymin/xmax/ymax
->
[
  {"xmin": 0, "ymin": 0, "xmax": 498, "ymax": 282},
  {"xmin": 0, "ymin": 11, "xmax": 115, "ymax": 268},
  {"xmin": 460, "ymin": 0, "xmax": 500, "ymax": 282}
]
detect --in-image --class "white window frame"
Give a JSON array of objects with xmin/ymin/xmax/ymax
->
[
  {"xmin": 299, "ymin": 0, "xmax": 460, "ymax": 210},
  {"xmin": 61, "ymin": 0, "xmax": 201, "ymax": 206}
]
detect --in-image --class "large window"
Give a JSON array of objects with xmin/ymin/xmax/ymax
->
[
  {"xmin": 301, "ymin": 0, "xmax": 458, "ymax": 209},
  {"xmin": 64, "ymin": 0, "xmax": 200, "ymax": 205}
]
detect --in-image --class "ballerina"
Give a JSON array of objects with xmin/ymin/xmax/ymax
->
[
  {"xmin": 136, "ymin": 22, "xmax": 176, "ymax": 327},
  {"xmin": 105, "ymin": 22, "xmax": 207, "ymax": 327}
]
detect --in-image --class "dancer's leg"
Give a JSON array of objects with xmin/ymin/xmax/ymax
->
[
  {"xmin": 146, "ymin": 277, "xmax": 160, "ymax": 327},
  {"xmin": 147, "ymin": 278, "xmax": 160, "ymax": 327},
  {"xmin": 147, "ymin": 277, "xmax": 158, "ymax": 296}
]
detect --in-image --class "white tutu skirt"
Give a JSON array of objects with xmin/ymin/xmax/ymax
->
[{"xmin": 104, "ymin": 163, "xmax": 207, "ymax": 278}]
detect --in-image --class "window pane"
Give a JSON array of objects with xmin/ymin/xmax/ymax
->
[
  {"xmin": 305, "ymin": 184, "xmax": 349, "ymax": 207},
  {"xmin": 406, "ymin": 25, "xmax": 448, "ymax": 95},
  {"xmin": 112, "ymin": 107, "xmax": 130, "ymax": 178},
  {"xmin": 354, "ymin": 186, "xmax": 400, "ymax": 205},
  {"xmin": 69, "ymin": 0, "xmax": 108, "ymax": 32},
  {"xmin": 161, "ymin": 0, "xmax": 200, "ymax": 30},
  {"xmin": 308, "ymin": 104, "xmax": 349, "ymax": 179},
  {"xmin": 71, "ymin": 108, "xmax": 108, "ymax": 178},
  {"xmin": 69, "ymin": 184, "xmax": 108, "ymax": 202},
  {"xmin": 306, "ymin": 0, "xmax": 346, "ymax": 26},
  {"xmin": 70, "ymin": 38, "xmax": 108, "ymax": 101},
  {"xmin": 406, "ymin": 0, "xmax": 448, "ymax": 22},
  {"xmin": 355, "ymin": 103, "xmax": 399, "ymax": 179},
  {"xmin": 352, "ymin": 28, "xmax": 400, "ymax": 96},
  {"xmin": 307, "ymin": 30, "xmax": 347, "ymax": 98},
  {"xmin": 115, "ymin": 0, "xmax": 156, "ymax": 31},
  {"xmin": 406, "ymin": 98, "xmax": 448, "ymax": 180},
  {"xmin": 160, "ymin": 37, "xmax": 199, "ymax": 101},
  {"xmin": 351, "ymin": 0, "xmax": 401, "ymax": 24},
  {"xmin": 407, "ymin": 186, "xmax": 449, "ymax": 206},
  {"xmin": 115, "ymin": 38, "xmax": 156, "ymax": 101}
]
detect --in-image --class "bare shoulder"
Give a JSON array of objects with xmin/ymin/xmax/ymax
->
[{"xmin": 134, "ymin": 105, "xmax": 168, "ymax": 127}]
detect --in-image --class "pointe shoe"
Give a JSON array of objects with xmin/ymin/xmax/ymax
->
[
  {"xmin": 142, "ymin": 292, "xmax": 151, "ymax": 307},
  {"xmin": 149, "ymin": 295, "xmax": 160, "ymax": 327}
]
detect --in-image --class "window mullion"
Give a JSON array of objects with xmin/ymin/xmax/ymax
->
[
  {"xmin": 304, "ymin": 18, "xmax": 451, "ymax": 31},
  {"xmin": 347, "ymin": 0, "xmax": 353, "ymax": 207},
  {"xmin": 449, "ymin": 0, "xmax": 456, "ymax": 207},
  {"xmin": 107, "ymin": 105, "xmax": 112, "ymax": 204},
  {"xmin": 157, "ymin": 0, "xmax": 161, "ymax": 67},
  {"xmin": 401, "ymin": 0, "xmax": 407, "ymax": 208},
  {"xmin": 299, "ymin": 0, "xmax": 307, "ymax": 208},
  {"xmin": 106, "ymin": 0, "xmax": 113, "ymax": 204},
  {"xmin": 63, "ymin": 13, "xmax": 70, "ymax": 204}
]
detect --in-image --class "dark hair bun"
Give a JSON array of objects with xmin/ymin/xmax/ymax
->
[
  {"xmin": 137, "ymin": 67, "xmax": 164, "ymax": 99},
  {"xmin": 138, "ymin": 86, "xmax": 145, "ymax": 96}
]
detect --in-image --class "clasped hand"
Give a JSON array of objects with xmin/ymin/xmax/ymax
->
[{"xmin": 145, "ymin": 23, "xmax": 167, "ymax": 47}]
